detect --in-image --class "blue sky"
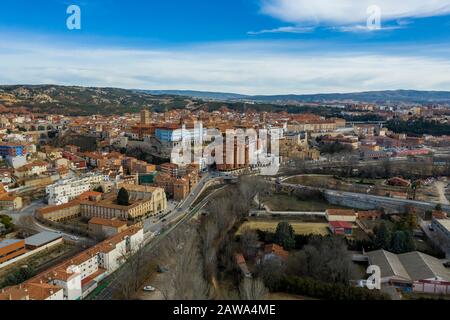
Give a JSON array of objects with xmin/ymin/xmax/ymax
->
[{"xmin": 1, "ymin": 0, "xmax": 450, "ymax": 94}]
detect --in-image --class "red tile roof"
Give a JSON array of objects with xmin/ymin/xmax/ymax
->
[{"xmin": 264, "ymin": 244, "xmax": 289, "ymax": 260}]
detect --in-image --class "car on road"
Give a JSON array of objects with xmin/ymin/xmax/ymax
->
[
  {"xmin": 162, "ymin": 218, "xmax": 167, "ymax": 222},
  {"xmin": 143, "ymin": 286, "xmax": 156, "ymax": 292},
  {"xmin": 428, "ymin": 224, "xmax": 434, "ymax": 231}
]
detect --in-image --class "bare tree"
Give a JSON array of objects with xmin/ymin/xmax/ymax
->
[
  {"xmin": 157, "ymin": 224, "xmax": 212, "ymax": 300},
  {"xmin": 235, "ymin": 176, "xmax": 272, "ymax": 215},
  {"xmin": 113, "ymin": 242, "xmax": 154, "ymax": 300},
  {"xmin": 240, "ymin": 227, "xmax": 259, "ymax": 259}
]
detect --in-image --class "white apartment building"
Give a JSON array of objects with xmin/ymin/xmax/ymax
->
[
  {"xmin": 0, "ymin": 227, "xmax": 144, "ymax": 301},
  {"xmin": 46, "ymin": 173, "xmax": 109, "ymax": 205},
  {"xmin": 50, "ymin": 227, "xmax": 144, "ymax": 300}
]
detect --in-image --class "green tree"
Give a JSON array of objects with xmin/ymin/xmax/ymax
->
[
  {"xmin": 390, "ymin": 231, "xmax": 415, "ymax": 254},
  {"xmin": 275, "ymin": 221, "xmax": 296, "ymax": 250},
  {"xmin": 404, "ymin": 211, "xmax": 418, "ymax": 230},
  {"xmin": 390, "ymin": 231, "xmax": 405, "ymax": 253},
  {"xmin": 117, "ymin": 187, "xmax": 130, "ymax": 206},
  {"xmin": 0, "ymin": 215, "xmax": 13, "ymax": 229},
  {"xmin": 374, "ymin": 222, "xmax": 390, "ymax": 249},
  {"xmin": 1, "ymin": 266, "xmax": 35, "ymax": 288}
]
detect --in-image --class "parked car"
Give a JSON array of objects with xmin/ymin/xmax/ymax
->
[
  {"xmin": 143, "ymin": 286, "xmax": 155, "ymax": 292},
  {"xmin": 428, "ymin": 224, "xmax": 434, "ymax": 231}
]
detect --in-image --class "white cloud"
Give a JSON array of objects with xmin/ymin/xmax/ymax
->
[
  {"xmin": 259, "ymin": 0, "xmax": 450, "ymax": 26},
  {"xmin": 332, "ymin": 24, "xmax": 405, "ymax": 33},
  {"xmin": 248, "ymin": 26, "xmax": 315, "ymax": 35},
  {"xmin": 1, "ymin": 36, "xmax": 450, "ymax": 95}
]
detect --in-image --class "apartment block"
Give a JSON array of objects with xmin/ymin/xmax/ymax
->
[
  {"xmin": 46, "ymin": 174, "xmax": 108, "ymax": 205},
  {"xmin": 0, "ymin": 227, "xmax": 144, "ymax": 300}
]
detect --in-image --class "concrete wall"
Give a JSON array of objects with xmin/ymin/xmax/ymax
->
[
  {"xmin": 278, "ymin": 182, "xmax": 450, "ymax": 214},
  {"xmin": 324, "ymin": 190, "xmax": 450, "ymax": 214}
]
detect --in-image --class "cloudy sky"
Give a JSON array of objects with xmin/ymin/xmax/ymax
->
[{"xmin": 0, "ymin": 0, "xmax": 450, "ymax": 95}]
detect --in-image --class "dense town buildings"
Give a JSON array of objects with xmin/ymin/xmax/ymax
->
[{"xmin": 1, "ymin": 101, "xmax": 450, "ymax": 302}]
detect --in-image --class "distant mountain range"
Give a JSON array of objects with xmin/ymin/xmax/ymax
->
[
  {"xmin": 142, "ymin": 90, "xmax": 249, "ymax": 101},
  {"xmin": 142, "ymin": 89, "xmax": 450, "ymax": 104},
  {"xmin": 0, "ymin": 85, "xmax": 189, "ymax": 115},
  {"xmin": 1, "ymin": 85, "xmax": 449, "ymax": 116}
]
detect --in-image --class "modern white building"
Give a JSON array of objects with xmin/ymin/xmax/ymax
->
[{"xmin": 46, "ymin": 174, "xmax": 109, "ymax": 205}]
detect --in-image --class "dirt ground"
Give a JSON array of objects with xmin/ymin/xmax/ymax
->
[
  {"xmin": 136, "ymin": 271, "xmax": 170, "ymax": 300},
  {"xmin": 262, "ymin": 193, "xmax": 349, "ymax": 212}
]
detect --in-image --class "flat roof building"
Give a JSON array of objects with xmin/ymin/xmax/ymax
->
[
  {"xmin": 367, "ymin": 249, "xmax": 450, "ymax": 295},
  {"xmin": 25, "ymin": 232, "xmax": 63, "ymax": 249}
]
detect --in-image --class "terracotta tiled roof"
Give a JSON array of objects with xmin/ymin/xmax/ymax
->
[
  {"xmin": 264, "ymin": 244, "xmax": 289, "ymax": 260},
  {"xmin": 89, "ymin": 217, "xmax": 127, "ymax": 228},
  {"xmin": 37, "ymin": 200, "xmax": 80, "ymax": 215},
  {"xmin": 326, "ymin": 209, "xmax": 356, "ymax": 216}
]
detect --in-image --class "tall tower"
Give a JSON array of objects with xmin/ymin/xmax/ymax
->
[{"xmin": 140, "ymin": 109, "xmax": 151, "ymax": 125}]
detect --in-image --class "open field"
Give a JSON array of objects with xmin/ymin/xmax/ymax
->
[
  {"xmin": 237, "ymin": 219, "xmax": 330, "ymax": 236},
  {"xmin": 262, "ymin": 193, "xmax": 349, "ymax": 212}
]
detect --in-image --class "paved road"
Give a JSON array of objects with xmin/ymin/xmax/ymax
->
[
  {"xmin": 5, "ymin": 199, "xmax": 90, "ymax": 243},
  {"xmin": 250, "ymin": 210, "xmax": 326, "ymax": 217},
  {"xmin": 92, "ymin": 175, "xmax": 225, "ymax": 300},
  {"xmin": 143, "ymin": 173, "xmax": 222, "ymax": 234},
  {"xmin": 435, "ymin": 180, "xmax": 449, "ymax": 205}
]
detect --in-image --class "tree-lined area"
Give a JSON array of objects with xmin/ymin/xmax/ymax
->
[
  {"xmin": 111, "ymin": 176, "xmax": 393, "ymax": 300},
  {"xmin": 386, "ymin": 119, "xmax": 450, "ymax": 136}
]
